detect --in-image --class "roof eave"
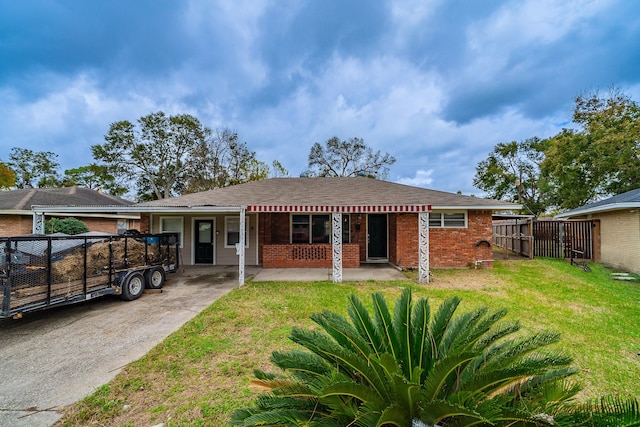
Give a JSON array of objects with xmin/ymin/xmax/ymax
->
[
  {"xmin": 431, "ymin": 204, "xmax": 522, "ymax": 210},
  {"xmin": 31, "ymin": 205, "xmax": 247, "ymax": 214},
  {"xmin": 556, "ymin": 202, "xmax": 640, "ymax": 218}
]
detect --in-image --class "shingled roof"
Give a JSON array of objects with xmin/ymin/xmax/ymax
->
[
  {"xmin": 0, "ymin": 187, "xmax": 134, "ymax": 212},
  {"xmin": 557, "ymin": 187, "xmax": 640, "ymax": 218},
  {"xmin": 139, "ymin": 177, "xmax": 518, "ymax": 211}
]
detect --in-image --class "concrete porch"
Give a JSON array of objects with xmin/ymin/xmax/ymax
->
[
  {"xmin": 252, "ymin": 263, "xmax": 407, "ymax": 282},
  {"xmin": 178, "ymin": 263, "xmax": 408, "ymax": 284}
]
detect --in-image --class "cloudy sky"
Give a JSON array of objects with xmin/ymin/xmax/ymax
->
[{"xmin": 1, "ymin": 0, "xmax": 639, "ymax": 195}]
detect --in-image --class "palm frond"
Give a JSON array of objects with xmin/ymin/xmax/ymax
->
[
  {"xmin": 347, "ymin": 293, "xmax": 385, "ymax": 357},
  {"xmin": 438, "ymin": 306, "xmax": 488, "ymax": 357},
  {"xmin": 271, "ymin": 349, "xmax": 332, "ymax": 382},
  {"xmin": 311, "ymin": 310, "xmax": 379, "ymax": 364},
  {"xmin": 375, "ymin": 403, "xmax": 410, "ymax": 427},
  {"xmin": 410, "ymin": 296, "xmax": 431, "ymax": 382},
  {"xmin": 553, "ymin": 396, "xmax": 640, "ymax": 426},
  {"xmin": 289, "ymin": 327, "xmax": 391, "ymax": 399},
  {"xmin": 372, "ymin": 292, "xmax": 399, "ymax": 359},
  {"xmin": 419, "ymin": 398, "xmax": 493, "ymax": 427},
  {"xmin": 422, "ymin": 350, "xmax": 478, "ymax": 401},
  {"xmin": 429, "ymin": 296, "xmax": 461, "ymax": 358},
  {"xmin": 391, "ymin": 288, "xmax": 413, "ymax": 378}
]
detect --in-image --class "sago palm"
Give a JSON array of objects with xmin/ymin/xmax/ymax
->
[{"xmin": 230, "ymin": 289, "xmax": 639, "ymax": 426}]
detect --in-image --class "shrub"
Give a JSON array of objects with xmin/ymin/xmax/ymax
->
[
  {"xmin": 230, "ymin": 289, "xmax": 639, "ymax": 426},
  {"xmin": 45, "ymin": 217, "xmax": 89, "ymax": 235}
]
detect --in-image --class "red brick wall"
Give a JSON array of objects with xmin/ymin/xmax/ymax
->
[
  {"xmin": 0, "ymin": 214, "xmax": 137, "ymax": 236},
  {"xmin": 388, "ymin": 214, "xmax": 397, "ymax": 263},
  {"xmin": 80, "ymin": 218, "xmax": 121, "ymax": 234},
  {"xmin": 350, "ymin": 214, "xmax": 367, "ymax": 262},
  {"xmin": 431, "ymin": 210, "xmax": 493, "ymax": 267},
  {"xmin": 391, "ymin": 210, "xmax": 494, "ymax": 268},
  {"xmin": 263, "ymin": 243, "xmax": 360, "ymax": 268},
  {"xmin": 390, "ymin": 213, "xmax": 419, "ymax": 267},
  {"xmin": 0, "ymin": 215, "xmax": 32, "ymax": 236}
]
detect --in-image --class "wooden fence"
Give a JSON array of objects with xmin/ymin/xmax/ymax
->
[
  {"xmin": 533, "ymin": 220, "xmax": 593, "ymax": 259},
  {"xmin": 493, "ymin": 219, "xmax": 594, "ymax": 260},
  {"xmin": 492, "ymin": 220, "xmax": 534, "ymax": 258}
]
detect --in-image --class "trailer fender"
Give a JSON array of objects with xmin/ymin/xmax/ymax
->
[{"xmin": 120, "ymin": 271, "xmax": 145, "ymax": 301}]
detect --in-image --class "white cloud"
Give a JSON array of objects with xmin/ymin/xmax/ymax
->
[{"xmin": 396, "ymin": 169, "xmax": 433, "ymax": 187}]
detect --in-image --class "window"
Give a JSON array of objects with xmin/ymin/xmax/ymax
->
[
  {"xmin": 312, "ymin": 215, "xmax": 330, "ymax": 243},
  {"xmin": 160, "ymin": 217, "xmax": 183, "ymax": 247},
  {"xmin": 292, "ymin": 215, "xmax": 309, "ymax": 243},
  {"xmin": 429, "ymin": 212, "xmax": 467, "ymax": 228},
  {"xmin": 291, "ymin": 214, "xmax": 350, "ymax": 243},
  {"xmin": 225, "ymin": 217, "xmax": 248, "ymax": 248}
]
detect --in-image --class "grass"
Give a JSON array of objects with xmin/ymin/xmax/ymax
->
[{"xmin": 57, "ymin": 259, "xmax": 640, "ymax": 426}]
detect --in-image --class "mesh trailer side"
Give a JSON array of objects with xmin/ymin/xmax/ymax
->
[{"xmin": 1, "ymin": 235, "xmax": 116, "ymax": 318}]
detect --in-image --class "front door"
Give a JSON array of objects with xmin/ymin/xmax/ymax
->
[
  {"xmin": 195, "ymin": 220, "xmax": 214, "ymax": 264},
  {"xmin": 367, "ymin": 214, "xmax": 388, "ymax": 260}
]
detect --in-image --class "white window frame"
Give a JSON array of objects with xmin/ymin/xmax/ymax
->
[
  {"xmin": 160, "ymin": 216, "xmax": 184, "ymax": 247},
  {"xmin": 225, "ymin": 216, "xmax": 249, "ymax": 248},
  {"xmin": 428, "ymin": 211, "xmax": 467, "ymax": 228}
]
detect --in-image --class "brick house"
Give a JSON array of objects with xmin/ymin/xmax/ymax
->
[
  {"xmin": 133, "ymin": 177, "xmax": 519, "ymax": 282},
  {"xmin": 0, "ymin": 187, "xmax": 139, "ymax": 236},
  {"xmin": 556, "ymin": 188, "xmax": 640, "ymax": 275}
]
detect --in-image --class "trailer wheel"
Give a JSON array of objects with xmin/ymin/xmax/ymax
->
[
  {"xmin": 145, "ymin": 267, "xmax": 165, "ymax": 289},
  {"xmin": 121, "ymin": 272, "xmax": 145, "ymax": 301}
]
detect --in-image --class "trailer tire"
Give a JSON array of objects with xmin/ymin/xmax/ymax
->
[
  {"xmin": 145, "ymin": 267, "xmax": 165, "ymax": 289},
  {"xmin": 121, "ymin": 272, "xmax": 145, "ymax": 301}
]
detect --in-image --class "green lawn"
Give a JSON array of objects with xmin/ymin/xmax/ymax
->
[{"xmin": 57, "ymin": 259, "xmax": 640, "ymax": 427}]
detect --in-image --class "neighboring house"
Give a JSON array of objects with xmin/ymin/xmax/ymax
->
[
  {"xmin": 556, "ymin": 188, "xmax": 640, "ymax": 275},
  {"xmin": 134, "ymin": 177, "xmax": 519, "ymax": 278},
  {"xmin": 0, "ymin": 187, "xmax": 139, "ymax": 236}
]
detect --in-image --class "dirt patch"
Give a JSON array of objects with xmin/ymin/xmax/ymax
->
[{"xmin": 428, "ymin": 268, "xmax": 509, "ymax": 293}]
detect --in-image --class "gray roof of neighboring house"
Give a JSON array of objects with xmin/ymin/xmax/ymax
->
[
  {"xmin": 139, "ymin": 177, "xmax": 519, "ymax": 210},
  {"xmin": 556, "ymin": 188, "xmax": 640, "ymax": 218},
  {"xmin": 0, "ymin": 187, "xmax": 134, "ymax": 212}
]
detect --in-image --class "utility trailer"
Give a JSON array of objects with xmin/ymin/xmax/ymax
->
[{"xmin": 1, "ymin": 232, "xmax": 180, "ymax": 319}]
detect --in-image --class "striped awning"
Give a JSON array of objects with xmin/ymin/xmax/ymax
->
[{"xmin": 247, "ymin": 205, "xmax": 431, "ymax": 213}]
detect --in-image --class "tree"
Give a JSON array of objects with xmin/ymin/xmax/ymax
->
[
  {"xmin": 306, "ymin": 136, "xmax": 396, "ymax": 179},
  {"xmin": 62, "ymin": 164, "xmax": 128, "ymax": 197},
  {"xmin": 270, "ymin": 160, "xmax": 289, "ymax": 178},
  {"xmin": 7, "ymin": 147, "xmax": 60, "ymax": 188},
  {"xmin": 231, "ymin": 289, "xmax": 639, "ymax": 426},
  {"xmin": 0, "ymin": 162, "xmax": 16, "ymax": 189},
  {"xmin": 474, "ymin": 138, "xmax": 549, "ymax": 215},
  {"xmin": 542, "ymin": 88, "xmax": 640, "ymax": 209},
  {"xmin": 183, "ymin": 128, "xmax": 273, "ymax": 193},
  {"xmin": 93, "ymin": 111, "xmax": 207, "ymax": 200},
  {"xmin": 539, "ymin": 130, "xmax": 597, "ymax": 210},
  {"xmin": 45, "ymin": 217, "xmax": 89, "ymax": 235}
]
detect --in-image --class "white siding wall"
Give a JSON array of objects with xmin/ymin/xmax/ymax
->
[{"xmin": 150, "ymin": 213, "xmax": 258, "ymax": 266}]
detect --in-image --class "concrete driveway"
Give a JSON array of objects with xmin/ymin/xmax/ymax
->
[{"xmin": 0, "ymin": 266, "xmax": 256, "ymax": 427}]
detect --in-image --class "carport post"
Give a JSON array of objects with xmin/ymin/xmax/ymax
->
[
  {"xmin": 238, "ymin": 207, "xmax": 246, "ymax": 287},
  {"xmin": 418, "ymin": 212, "xmax": 430, "ymax": 283},
  {"xmin": 32, "ymin": 212, "xmax": 45, "ymax": 234},
  {"xmin": 332, "ymin": 212, "xmax": 342, "ymax": 283}
]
